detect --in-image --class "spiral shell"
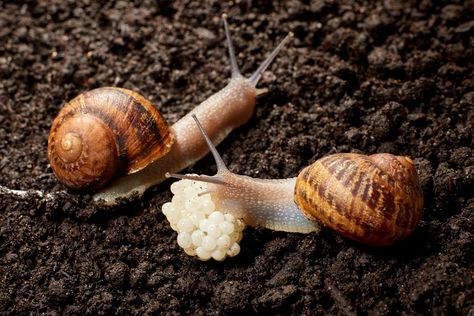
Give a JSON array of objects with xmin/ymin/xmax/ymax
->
[
  {"xmin": 48, "ymin": 87, "xmax": 175, "ymax": 190},
  {"xmin": 294, "ymin": 153, "xmax": 423, "ymax": 246}
]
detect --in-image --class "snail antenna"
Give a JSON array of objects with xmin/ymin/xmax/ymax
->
[
  {"xmin": 165, "ymin": 114, "xmax": 229, "ymax": 185},
  {"xmin": 248, "ymin": 32, "xmax": 294, "ymax": 87},
  {"xmin": 223, "ymin": 13, "xmax": 240, "ymax": 79}
]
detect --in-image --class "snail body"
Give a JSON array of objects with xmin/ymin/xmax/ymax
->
[
  {"xmin": 47, "ymin": 15, "xmax": 293, "ymax": 205},
  {"xmin": 165, "ymin": 116, "xmax": 424, "ymax": 253}
]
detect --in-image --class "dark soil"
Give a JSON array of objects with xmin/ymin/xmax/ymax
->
[{"xmin": 1, "ymin": 1, "xmax": 473, "ymax": 315}]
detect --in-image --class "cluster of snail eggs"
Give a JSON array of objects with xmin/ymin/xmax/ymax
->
[{"xmin": 161, "ymin": 177, "xmax": 244, "ymax": 261}]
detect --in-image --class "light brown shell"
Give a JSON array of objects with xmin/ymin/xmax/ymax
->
[
  {"xmin": 48, "ymin": 87, "xmax": 175, "ymax": 190},
  {"xmin": 294, "ymin": 153, "xmax": 423, "ymax": 246}
]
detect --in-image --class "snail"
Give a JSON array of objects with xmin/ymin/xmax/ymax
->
[
  {"xmin": 162, "ymin": 115, "xmax": 424, "ymax": 260},
  {"xmin": 48, "ymin": 87, "xmax": 174, "ymax": 190},
  {"xmin": 47, "ymin": 14, "xmax": 293, "ymax": 205}
]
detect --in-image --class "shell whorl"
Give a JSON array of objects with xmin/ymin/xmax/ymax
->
[
  {"xmin": 294, "ymin": 153, "xmax": 423, "ymax": 246},
  {"xmin": 47, "ymin": 87, "xmax": 175, "ymax": 189}
]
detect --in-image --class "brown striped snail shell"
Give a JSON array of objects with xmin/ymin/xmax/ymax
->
[
  {"xmin": 47, "ymin": 87, "xmax": 175, "ymax": 190},
  {"xmin": 294, "ymin": 153, "xmax": 424, "ymax": 246}
]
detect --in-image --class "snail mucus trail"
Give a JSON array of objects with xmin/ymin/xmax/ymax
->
[
  {"xmin": 162, "ymin": 115, "xmax": 424, "ymax": 260},
  {"xmin": 48, "ymin": 14, "xmax": 294, "ymax": 205}
]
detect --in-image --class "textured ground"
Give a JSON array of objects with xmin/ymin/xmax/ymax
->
[{"xmin": 0, "ymin": 0, "xmax": 473, "ymax": 314}]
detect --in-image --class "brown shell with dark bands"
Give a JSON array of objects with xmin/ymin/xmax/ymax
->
[
  {"xmin": 294, "ymin": 153, "xmax": 423, "ymax": 246},
  {"xmin": 48, "ymin": 87, "xmax": 175, "ymax": 190}
]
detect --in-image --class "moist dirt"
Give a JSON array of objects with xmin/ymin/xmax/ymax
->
[{"xmin": 0, "ymin": 1, "xmax": 473, "ymax": 315}]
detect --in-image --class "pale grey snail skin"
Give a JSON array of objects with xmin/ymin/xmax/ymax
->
[
  {"xmin": 167, "ymin": 116, "xmax": 424, "ymax": 247},
  {"xmin": 92, "ymin": 15, "xmax": 293, "ymax": 205}
]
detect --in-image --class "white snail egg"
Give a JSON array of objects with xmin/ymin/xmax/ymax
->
[
  {"xmin": 170, "ymin": 180, "xmax": 186, "ymax": 195},
  {"xmin": 227, "ymin": 243, "xmax": 241, "ymax": 257},
  {"xmin": 199, "ymin": 219, "xmax": 211, "ymax": 232},
  {"xmin": 224, "ymin": 214, "xmax": 235, "ymax": 222},
  {"xmin": 201, "ymin": 236, "xmax": 217, "ymax": 252},
  {"xmin": 184, "ymin": 247, "xmax": 196, "ymax": 257},
  {"xmin": 177, "ymin": 232, "xmax": 192, "ymax": 248},
  {"xmin": 171, "ymin": 195, "xmax": 185, "ymax": 209},
  {"xmin": 189, "ymin": 212, "xmax": 205, "ymax": 226},
  {"xmin": 211, "ymin": 249, "xmax": 227, "ymax": 261},
  {"xmin": 216, "ymin": 235, "xmax": 231, "ymax": 248},
  {"xmin": 191, "ymin": 230, "xmax": 205, "ymax": 246},
  {"xmin": 196, "ymin": 247, "xmax": 212, "ymax": 261},
  {"xmin": 199, "ymin": 196, "xmax": 216, "ymax": 215},
  {"xmin": 219, "ymin": 221, "xmax": 235, "ymax": 235},
  {"xmin": 161, "ymin": 202, "xmax": 174, "ymax": 217},
  {"xmin": 209, "ymin": 211, "xmax": 225, "ymax": 223},
  {"xmin": 207, "ymin": 224, "xmax": 222, "ymax": 239},
  {"xmin": 177, "ymin": 218, "xmax": 194, "ymax": 233},
  {"xmin": 161, "ymin": 177, "xmax": 245, "ymax": 261}
]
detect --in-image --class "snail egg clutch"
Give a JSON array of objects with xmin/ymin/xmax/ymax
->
[
  {"xmin": 162, "ymin": 178, "xmax": 244, "ymax": 261},
  {"xmin": 48, "ymin": 87, "xmax": 175, "ymax": 189}
]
